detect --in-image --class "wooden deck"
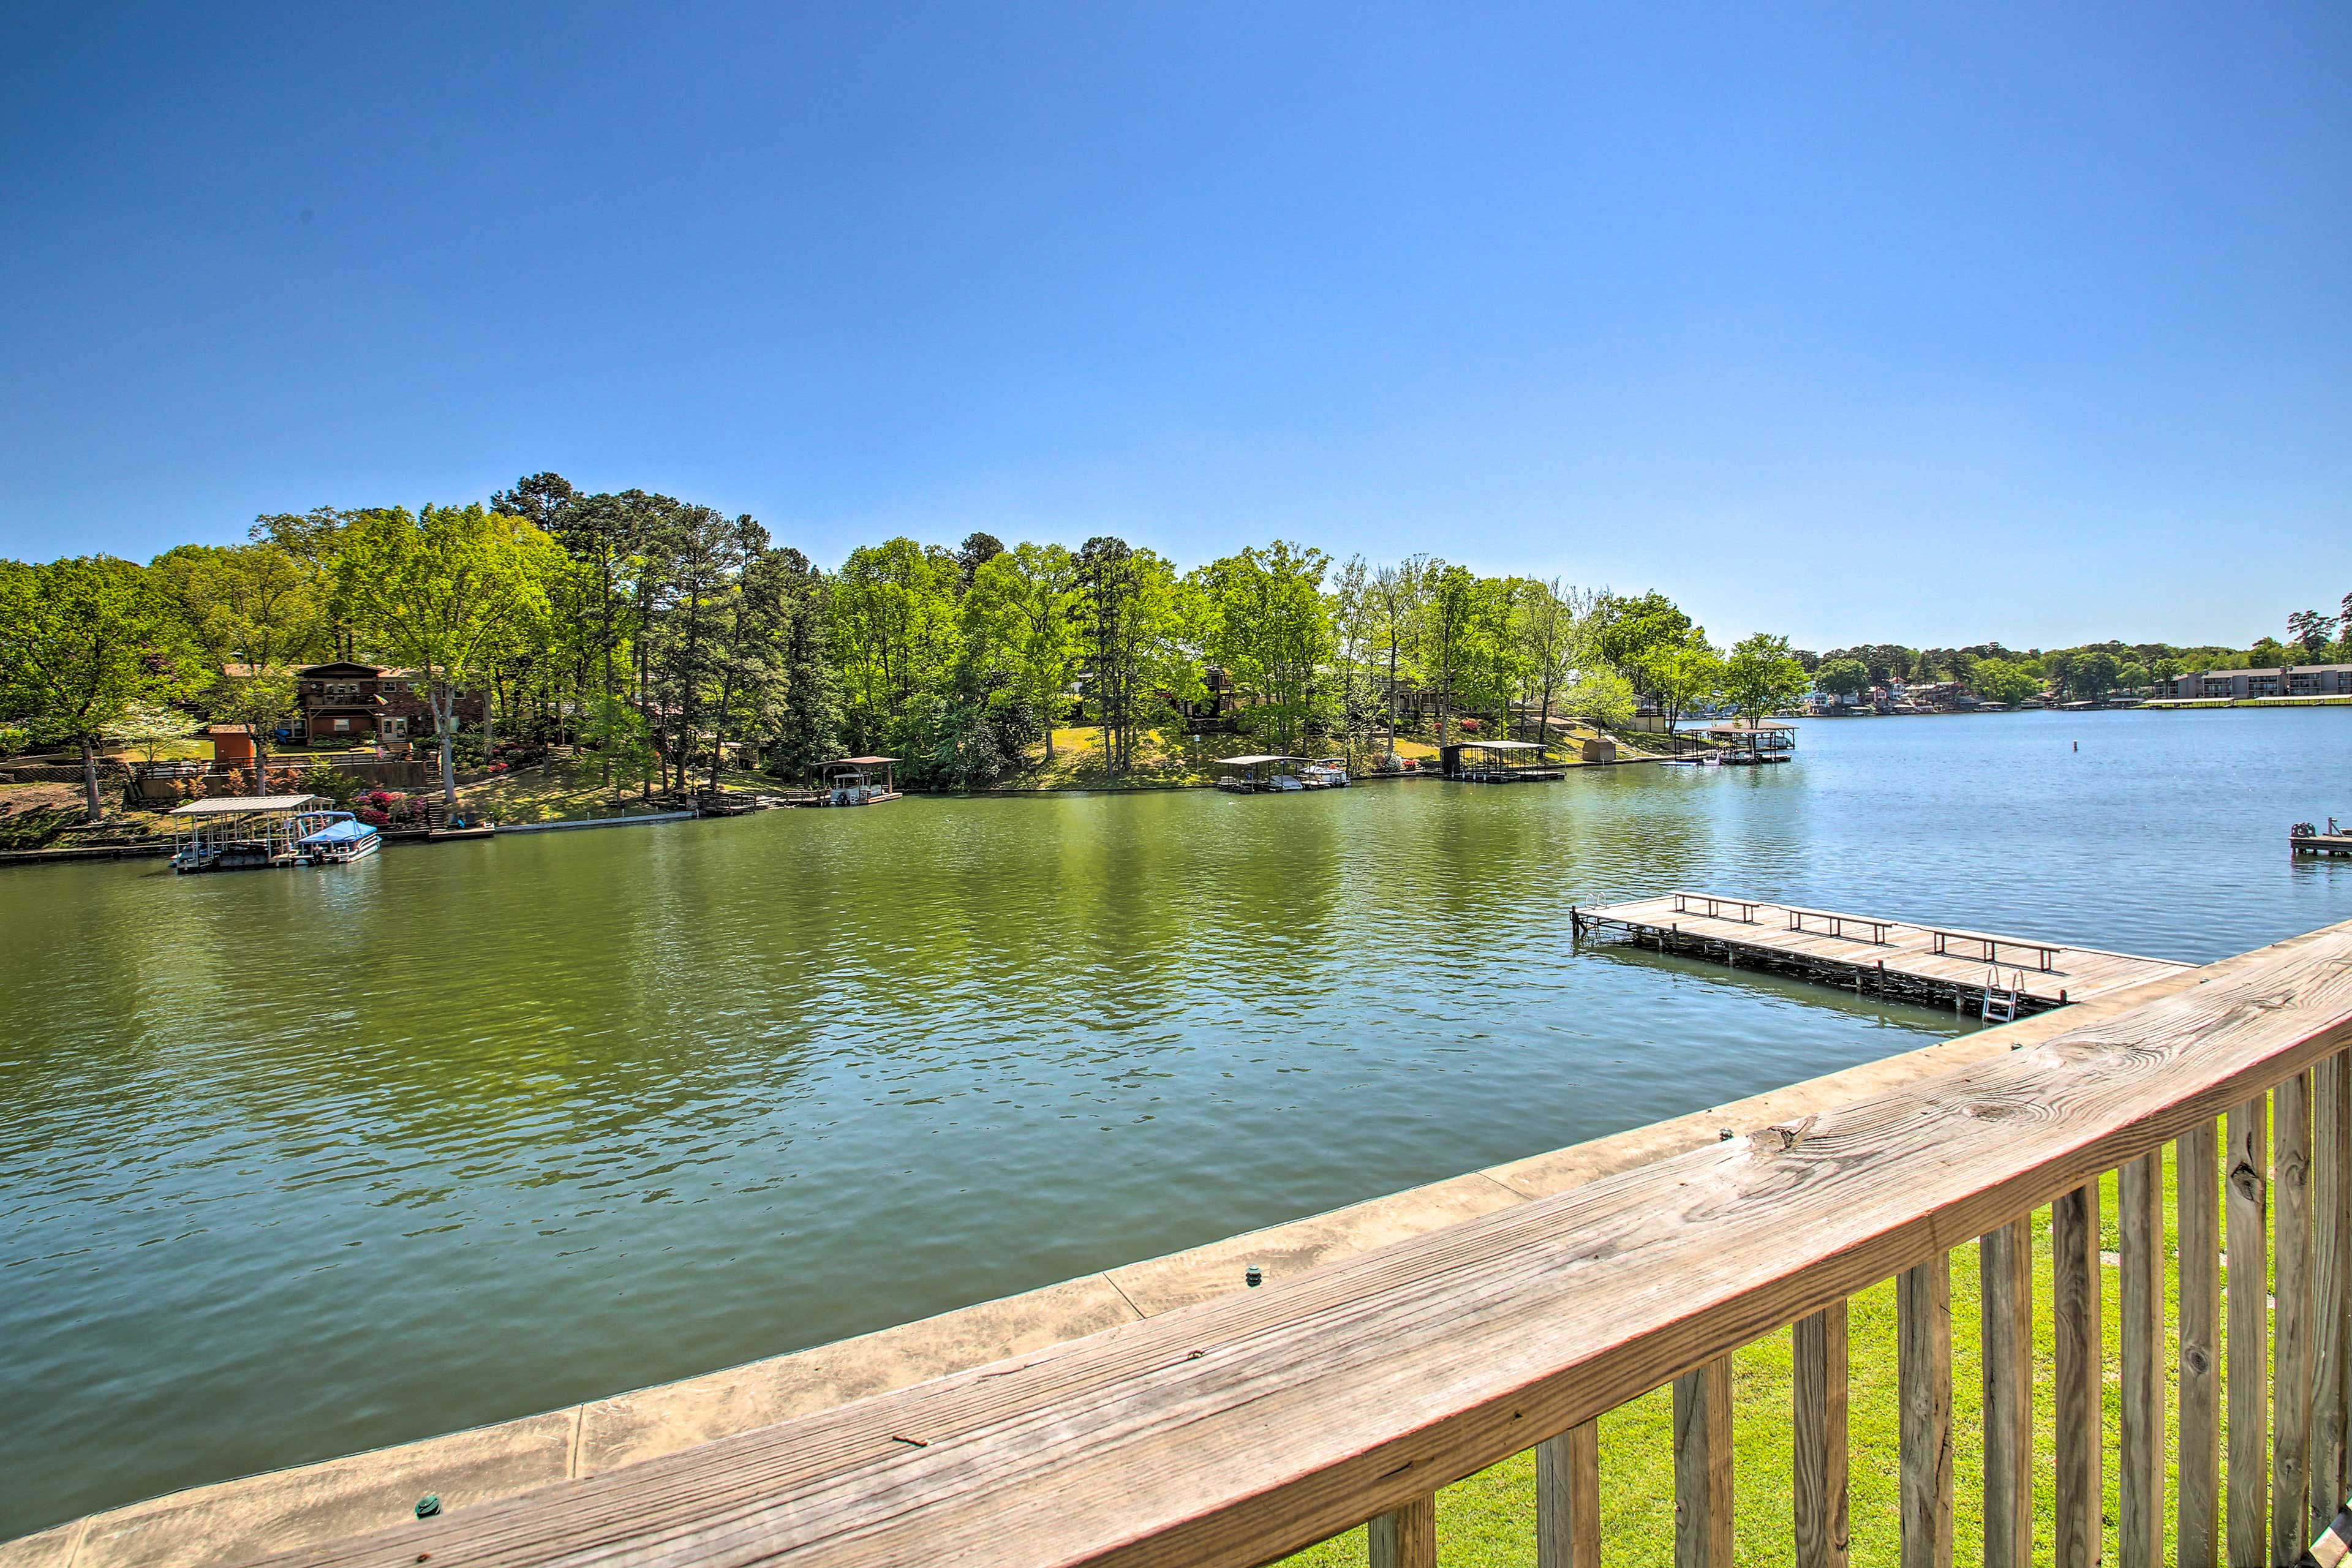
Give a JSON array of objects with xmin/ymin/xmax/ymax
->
[
  {"xmin": 1573, "ymin": 891, "xmax": 2191, "ymax": 1015},
  {"xmin": 2293, "ymin": 832, "xmax": 2352, "ymax": 858}
]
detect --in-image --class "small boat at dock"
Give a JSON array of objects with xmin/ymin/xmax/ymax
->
[
  {"xmin": 806, "ymin": 757, "xmax": 903, "ymax": 805},
  {"xmin": 293, "ymin": 812, "xmax": 383, "ymax": 865}
]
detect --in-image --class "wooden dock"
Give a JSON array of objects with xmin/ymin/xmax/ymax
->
[
  {"xmin": 1573, "ymin": 891, "xmax": 2191, "ymax": 1016},
  {"xmin": 2292, "ymin": 832, "xmax": 2352, "ymax": 858}
]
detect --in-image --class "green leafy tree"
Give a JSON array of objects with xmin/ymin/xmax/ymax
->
[
  {"xmin": 1812, "ymin": 657, "xmax": 1871, "ymax": 702},
  {"xmin": 1721, "ymin": 633, "xmax": 1809, "ymax": 733},
  {"xmin": 334, "ymin": 505, "xmax": 559, "ymax": 801},
  {"xmin": 151, "ymin": 540, "xmax": 329, "ymax": 780},
  {"xmin": 1370, "ymin": 559, "xmax": 1426, "ymax": 761},
  {"xmin": 1561, "ymin": 665, "xmax": 1636, "ymax": 728},
  {"xmin": 1645, "ymin": 637, "xmax": 1722, "ymax": 732},
  {"xmin": 831, "ymin": 537, "xmax": 960, "ymax": 755},
  {"xmin": 643, "ymin": 506, "xmax": 761, "ymax": 791},
  {"xmin": 580, "ymin": 695, "xmax": 657, "ymax": 799},
  {"xmin": 1192, "ymin": 541, "xmax": 1332, "ymax": 753},
  {"xmin": 518, "ymin": 482, "xmax": 650, "ymax": 786},
  {"xmin": 770, "ymin": 555, "xmax": 842, "ymax": 778},
  {"xmin": 1074, "ymin": 537, "xmax": 1183, "ymax": 777},
  {"xmin": 1327, "ymin": 555, "xmax": 1384, "ymax": 763},
  {"xmin": 1591, "ymin": 590, "xmax": 1694, "ymax": 703},
  {"xmin": 1516, "ymin": 578, "xmax": 1585, "ymax": 745},
  {"xmin": 107, "ymin": 699, "xmax": 188, "ymax": 766},
  {"xmin": 965, "ymin": 543, "xmax": 1076, "ymax": 760},
  {"xmin": 2068, "ymin": 650, "xmax": 2120, "ymax": 701},
  {"xmin": 1415, "ymin": 562, "xmax": 1483, "ymax": 745},
  {"xmin": 1968, "ymin": 657, "xmax": 2041, "ymax": 707},
  {"xmin": 0, "ymin": 556, "xmax": 185, "ymax": 820},
  {"xmin": 1453, "ymin": 575, "xmax": 1528, "ymax": 739}
]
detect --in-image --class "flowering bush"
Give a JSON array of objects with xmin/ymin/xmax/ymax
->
[
  {"xmin": 356, "ymin": 809, "xmax": 390, "ymax": 826},
  {"xmin": 486, "ymin": 761, "xmax": 509, "ymax": 774}
]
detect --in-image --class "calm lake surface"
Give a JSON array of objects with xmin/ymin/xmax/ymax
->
[{"xmin": 5, "ymin": 708, "xmax": 2350, "ymax": 1537}]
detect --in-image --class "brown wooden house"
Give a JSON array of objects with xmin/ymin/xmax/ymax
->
[{"xmin": 228, "ymin": 662, "xmax": 488, "ymax": 746}]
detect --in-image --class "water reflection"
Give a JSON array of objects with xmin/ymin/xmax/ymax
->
[{"xmin": 3, "ymin": 709, "xmax": 2350, "ymax": 1538}]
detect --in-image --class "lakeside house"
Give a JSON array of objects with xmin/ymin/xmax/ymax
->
[
  {"xmin": 2152, "ymin": 663, "xmax": 2352, "ymax": 700},
  {"xmin": 225, "ymin": 662, "xmax": 488, "ymax": 745}
]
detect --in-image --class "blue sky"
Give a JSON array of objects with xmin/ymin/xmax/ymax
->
[{"xmin": 2, "ymin": 4, "xmax": 2346, "ymax": 650}]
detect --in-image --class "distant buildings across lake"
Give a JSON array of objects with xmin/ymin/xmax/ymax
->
[{"xmin": 2150, "ymin": 663, "xmax": 2352, "ymax": 701}]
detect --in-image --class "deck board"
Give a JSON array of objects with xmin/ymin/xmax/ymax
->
[{"xmin": 1574, "ymin": 892, "xmax": 2188, "ymax": 1012}]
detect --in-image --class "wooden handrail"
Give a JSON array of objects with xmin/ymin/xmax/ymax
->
[
  {"xmin": 1926, "ymin": 927, "xmax": 2064, "ymax": 971},
  {"xmin": 1783, "ymin": 905, "xmax": 1894, "ymax": 946},
  {"xmin": 1671, "ymin": 891, "xmax": 1761, "ymax": 924},
  {"xmin": 253, "ymin": 922, "xmax": 2352, "ymax": 1568}
]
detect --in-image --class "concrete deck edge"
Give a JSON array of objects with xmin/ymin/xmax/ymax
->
[{"xmin": 15, "ymin": 955, "xmax": 2225, "ymax": 1568}]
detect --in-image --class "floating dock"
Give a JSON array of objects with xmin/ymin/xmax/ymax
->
[
  {"xmin": 2292, "ymin": 833, "xmax": 2352, "ymax": 858},
  {"xmin": 1572, "ymin": 891, "xmax": 2191, "ymax": 1017}
]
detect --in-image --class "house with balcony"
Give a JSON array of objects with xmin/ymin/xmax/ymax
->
[{"xmin": 227, "ymin": 662, "xmax": 488, "ymax": 745}]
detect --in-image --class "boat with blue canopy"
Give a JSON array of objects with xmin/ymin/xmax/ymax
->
[{"xmin": 292, "ymin": 811, "xmax": 382, "ymax": 865}]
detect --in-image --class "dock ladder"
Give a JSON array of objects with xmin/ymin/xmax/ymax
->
[{"xmin": 1981, "ymin": 968, "xmax": 2023, "ymax": 1024}]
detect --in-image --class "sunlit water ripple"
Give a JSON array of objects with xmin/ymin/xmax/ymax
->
[{"xmin": 3, "ymin": 707, "xmax": 2348, "ymax": 1536}]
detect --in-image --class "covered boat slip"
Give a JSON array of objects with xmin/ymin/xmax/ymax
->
[
  {"xmin": 1439, "ymin": 738, "xmax": 1564, "ymax": 782},
  {"xmin": 1702, "ymin": 719, "xmax": 1798, "ymax": 764},
  {"xmin": 1213, "ymin": 755, "xmax": 1350, "ymax": 792},
  {"xmin": 1574, "ymin": 889, "xmax": 2191, "ymax": 1015},
  {"xmin": 167, "ymin": 794, "xmax": 331, "ymax": 873}
]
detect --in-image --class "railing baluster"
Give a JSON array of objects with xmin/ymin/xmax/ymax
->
[
  {"xmin": 2120, "ymin": 1150, "xmax": 2166, "ymax": 1564},
  {"xmin": 1795, "ymin": 1302, "xmax": 1850, "ymax": 1568},
  {"xmin": 1536, "ymin": 1421, "xmax": 1599, "ymax": 1568},
  {"xmin": 1674, "ymin": 1357, "xmax": 1733, "ymax": 1568},
  {"xmin": 2053, "ymin": 1183, "xmax": 2104, "ymax": 1568},
  {"xmin": 2313, "ymin": 1050, "xmax": 2351, "ymax": 1521},
  {"xmin": 2277, "ymin": 1068, "xmax": 2314, "ymax": 1566},
  {"xmin": 1980, "ymin": 1221, "xmax": 2031, "ymax": 1568},
  {"xmin": 2180, "ymin": 1121, "xmax": 2222, "ymax": 1568},
  {"xmin": 2229, "ymin": 1095, "xmax": 2271, "ymax": 1568},
  {"xmin": 1899, "ymin": 1254, "xmax": 1953, "ymax": 1568},
  {"xmin": 1369, "ymin": 1493, "xmax": 1436, "ymax": 1568}
]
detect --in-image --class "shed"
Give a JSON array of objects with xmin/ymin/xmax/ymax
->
[{"xmin": 206, "ymin": 724, "xmax": 257, "ymax": 766}]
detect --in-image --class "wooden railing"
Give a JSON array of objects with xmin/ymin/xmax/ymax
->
[
  {"xmin": 1785, "ymin": 903, "xmax": 1896, "ymax": 946},
  {"xmin": 1928, "ymin": 925, "xmax": 2066, "ymax": 971},
  {"xmin": 260, "ymin": 924, "xmax": 2352, "ymax": 1568},
  {"xmin": 1672, "ymin": 891, "xmax": 1761, "ymax": 924}
]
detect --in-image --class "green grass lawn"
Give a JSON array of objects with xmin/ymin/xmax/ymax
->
[
  {"xmin": 1283, "ymin": 1145, "xmax": 2296, "ymax": 1567},
  {"xmin": 451, "ymin": 755, "xmax": 779, "ymax": 823}
]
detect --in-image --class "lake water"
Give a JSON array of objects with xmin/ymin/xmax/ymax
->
[{"xmin": 4, "ymin": 708, "xmax": 2350, "ymax": 1539}]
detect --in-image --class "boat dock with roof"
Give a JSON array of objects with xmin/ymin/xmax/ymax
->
[
  {"xmin": 1439, "ymin": 739, "xmax": 1564, "ymax": 781},
  {"xmin": 1573, "ymin": 890, "xmax": 2190, "ymax": 1017},
  {"xmin": 167, "ymin": 794, "xmax": 333, "ymax": 873}
]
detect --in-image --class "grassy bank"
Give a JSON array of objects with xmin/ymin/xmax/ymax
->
[
  {"xmin": 1284, "ymin": 1153, "xmax": 2252, "ymax": 1568},
  {"xmin": 450, "ymin": 756, "xmax": 778, "ymax": 823}
]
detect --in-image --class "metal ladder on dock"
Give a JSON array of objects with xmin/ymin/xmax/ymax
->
[{"xmin": 1981, "ymin": 969, "xmax": 2023, "ymax": 1024}]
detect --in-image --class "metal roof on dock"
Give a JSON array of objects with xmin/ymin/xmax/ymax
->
[{"xmin": 167, "ymin": 794, "xmax": 328, "ymax": 815}]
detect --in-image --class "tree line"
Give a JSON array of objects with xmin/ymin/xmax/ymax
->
[
  {"xmin": 1804, "ymin": 598, "xmax": 2352, "ymax": 707},
  {"xmin": 1, "ymin": 472, "xmax": 1815, "ymax": 821}
]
